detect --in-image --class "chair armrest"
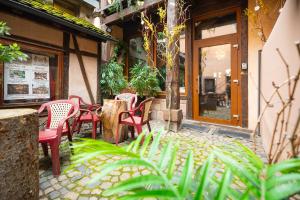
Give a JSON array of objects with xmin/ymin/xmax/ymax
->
[
  {"xmin": 95, "ymin": 106, "xmax": 102, "ymax": 113},
  {"xmin": 118, "ymin": 110, "xmax": 137, "ymax": 125},
  {"xmin": 37, "ymin": 103, "xmax": 47, "ymax": 114},
  {"xmin": 56, "ymin": 109, "xmax": 78, "ymax": 137},
  {"xmin": 88, "ymin": 104, "xmax": 101, "ymax": 111}
]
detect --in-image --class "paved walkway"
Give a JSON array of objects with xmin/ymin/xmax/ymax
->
[{"xmin": 39, "ymin": 120, "xmax": 265, "ymax": 200}]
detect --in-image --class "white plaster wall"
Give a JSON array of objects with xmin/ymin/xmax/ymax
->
[
  {"xmin": 247, "ymin": 0, "xmax": 280, "ymax": 129},
  {"xmin": 260, "ymin": 0, "xmax": 300, "ymax": 158},
  {"xmin": 68, "ymin": 53, "xmax": 98, "ymax": 104}
]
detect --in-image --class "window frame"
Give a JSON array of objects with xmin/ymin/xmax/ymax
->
[
  {"xmin": 125, "ymin": 27, "xmax": 188, "ymax": 98},
  {"xmin": 0, "ymin": 38, "xmax": 64, "ymax": 108}
]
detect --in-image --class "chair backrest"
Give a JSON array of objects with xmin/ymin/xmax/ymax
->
[
  {"xmin": 69, "ymin": 95, "xmax": 85, "ymax": 117},
  {"xmin": 69, "ymin": 95, "xmax": 83, "ymax": 106},
  {"xmin": 115, "ymin": 93, "xmax": 138, "ymax": 111},
  {"xmin": 139, "ymin": 97, "xmax": 154, "ymax": 123},
  {"xmin": 40, "ymin": 100, "xmax": 78, "ymax": 129}
]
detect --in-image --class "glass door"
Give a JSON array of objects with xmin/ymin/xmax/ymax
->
[{"xmin": 192, "ymin": 11, "xmax": 240, "ymax": 125}]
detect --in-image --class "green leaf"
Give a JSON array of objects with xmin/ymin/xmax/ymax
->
[
  {"xmin": 266, "ymin": 181, "xmax": 300, "ymax": 200},
  {"xmin": 214, "ymin": 149, "xmax": 261, "ymax": 191},
  {"xmin": 139, "ymin": 132, "xmax": 153, "ymax": 157},
  {"xmin": 167, "ymin": 142, "xmax": 179, "ymax": 180},
  {"xmin": 118, "ymin": 189, "xmax": 177, "ymax": 200},
  {"xmin": 232, "ymin": 141, "xmax": 264, "ymax": 170},
  {"xmin": 266, "ymin": 173, "xmax": 300, "ymax": 189},
  {"xmin": 267, "ymin": 158, "xmax": 300, "ymax": 177},
  {"xmin": 158, "ymin": 140, "xmax": 173, "ymax": 170},
  {"xmin": 194, "ymin": 154, "xmax": 214, "ymax": 200},
  {"xmin": 132, "ymin": 132, "xmax": 145, "ymax": 153},
  {"xmin": 148, "ymin": 132, "xmax": 162, "ymax": 160},
  {"xmin": 178, "ymin": 151, "xmax": 194, "ymax": 197},
  {"xmin": 215, "ymin": 169, "xmax": 232, "ymax": 200},
  {"xmin": 103, "ymin": 175, "xmax": 165, "ymax": 196}
]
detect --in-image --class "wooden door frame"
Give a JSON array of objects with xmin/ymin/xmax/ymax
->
[{"xmin": 191, "ymin": 6, "xmax": 242, "ymax": 126}]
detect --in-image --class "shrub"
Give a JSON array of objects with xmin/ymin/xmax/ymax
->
[
  {"xmin": 129, "ymin": 62, "xmax": 161, "ymax": 97},
  {"xmin": 100, "ymin": 58, "xmax": 127, "ymax": 98}
]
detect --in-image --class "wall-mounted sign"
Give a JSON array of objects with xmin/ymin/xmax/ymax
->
[{"xmin": 4, "ymin": 53, "xmax": 50, "ymax": 100}]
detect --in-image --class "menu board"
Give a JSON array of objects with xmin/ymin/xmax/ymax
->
[{"xmin": 4, "ymin": 53, "xmax": 50, "ymax": 100}]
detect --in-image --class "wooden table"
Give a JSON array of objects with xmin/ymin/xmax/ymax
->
[{"xmin": 100, "ymin": 99, "xmax": 128, "ymax": 143}]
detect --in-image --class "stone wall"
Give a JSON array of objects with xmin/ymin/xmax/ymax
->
[
  {"xmin": 0, "ymin": 109, "xmax": 39, "ymax": 200},
  {"xmin": 151, "ymin": 98, "xmax": 187, "ymax": 120}
]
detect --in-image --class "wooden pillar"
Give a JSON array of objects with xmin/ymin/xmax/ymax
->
[
  {"xmin": 164, "ymin": 0, "xmax": 183, "ymax": 132},
  {"xmin": 186, "ymin": 18, "xmax": 193, "ymax": 119},
  {"xmin": 241, "ymin": 0, "xmax": 248, "ymax": 127},
  {"xmin": 166, "ymin": 0, "xmax": 180, "ymax": 110},
  {"xmin": 63, "ymin": 32, "xmax": 70, "ymax": 99},
  {"xmin": 97, "ymin": 42, "xmax": 102, "ymax": 104}
]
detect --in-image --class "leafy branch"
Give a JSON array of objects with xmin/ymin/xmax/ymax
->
[
  {"xmin": 0, "ymin": 21, "xmax": 27, "ymax": 62},
  {"xmin": 70, "ymin": 132, "xmax": 300, "ymax": 199},
  {"xmin": 141, "ymin": 0, "xmax": 189, "ymax": 131}
]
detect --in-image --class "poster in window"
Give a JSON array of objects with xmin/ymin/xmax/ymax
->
[{"xmin": 4, "ymin": 53, "xmax": 50, "ymax": 100}]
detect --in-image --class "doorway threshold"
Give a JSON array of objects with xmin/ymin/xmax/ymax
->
[{"xmin": 182, "ymin": 119, "xmax": 251, "ymax": 139}]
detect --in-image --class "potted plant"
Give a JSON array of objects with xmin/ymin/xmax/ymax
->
[
  {"xmin": 129, "ymin": 61, "xmax": 160, "ymax": 102},
  {"xmin": 100, "ymin": 58, "xmax": 128, "ymax": 99}
]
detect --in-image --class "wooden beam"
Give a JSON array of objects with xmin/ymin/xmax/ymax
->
[
  {"xmin": 69, "ymin": 49, "xmax": 98, "ymax": 58},
  {"xmin": 166, "ymin": 0, "xmax": 180, "ymax": 110},
  {"xmin": 0, "ymin": 62, "xmax": 3, "ymax": 106},
  {"xmin": 241, "ymin": 0, "xmax": 248, "ymax": 127},
  {"xmin": 72, "ymin": 34, "xmax": 96, "ymax": 104},
  {"xmin": 63, "ymin": 32, "xmax": 70, "ymax": 99},
  {"xmin": 0, "ymin": 34, "xmax": 63, "ymax": 52},
  {"xmin": 103, "ymin": 0, "xmax": 164, "ymax": 25},
  {"xmin": 96, "ymin": 42, "xmax": 102, "ymax": 104},
  {"xmin": 186, "ymin": 19, "xmax": 193, "ymax": 119}
]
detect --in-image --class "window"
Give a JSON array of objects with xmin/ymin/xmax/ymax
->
[
  {"xmin": 128, "ymin": 36, "xmax": 147, "ymax": 78},
  {"xmin": 194, "ymin": 13, "xmax": 237, "ymax": 40},
  {"xmin": 156, "ymin": 31, "xmax": 186, "ymax": 93},
  {"xmin": 0, "ymin": 38, "xmax": 63, "ymax": 106},
  {"xmin": 179, "ymin": 32, "xmax": 186, "ymax": 93},
  {"xmin": 2, "ymin": 51, "xmax": 60, "ymax": 104},
  {"xmin": 126, "ymin": 30, "xmax": 187, "ymax": 95}
]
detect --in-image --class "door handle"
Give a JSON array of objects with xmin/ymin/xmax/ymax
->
[{"xmin": 233, "ymin": 79, "xmax": 239, "ymax": 85}]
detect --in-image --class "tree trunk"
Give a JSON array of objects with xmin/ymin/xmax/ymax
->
[
  {"xmin": 165, "ymin": 0, "xmax": 182, "ymax": 132},
  {"xmin": 166, "ymin": 0, "xmax": 180, "ymax": 110}
]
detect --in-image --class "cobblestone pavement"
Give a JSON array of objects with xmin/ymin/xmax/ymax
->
[{"xmin": 39, "ymin": 120, "xmax": 266, "ymax": 200}]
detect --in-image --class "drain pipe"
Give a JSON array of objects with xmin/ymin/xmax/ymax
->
[{"xmin": 258, "ymin": 50, "xmax": 262, "ymax": 136}]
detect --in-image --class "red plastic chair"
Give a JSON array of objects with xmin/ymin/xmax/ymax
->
[
  {"xmin": 115, "ymin": 97, "xmax": 154, "ymax": 145},
  {"xmin": 115, "ymin": 93, "xmax": 138, "ymax": 114},
  {"xmin": 69, "ymin": 95, "xmax": 101, "ymax": 139},
  {"xmin": 38, "ymin": 100, "xmax": 79, "ymax": 176}
]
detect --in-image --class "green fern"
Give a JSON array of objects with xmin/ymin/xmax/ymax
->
[{"xmin": 70, "ymin": 132, "xmax": 300, "ymax": 199}]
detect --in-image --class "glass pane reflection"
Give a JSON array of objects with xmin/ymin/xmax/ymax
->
[{"xmin": 199, "ymin": 44, "xmax": 231, "ymax": 120}]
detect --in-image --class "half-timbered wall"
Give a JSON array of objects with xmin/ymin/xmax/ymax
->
[{"xmin": 0, "ymin": 10, "xmax": 102, "ymax": 107}]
